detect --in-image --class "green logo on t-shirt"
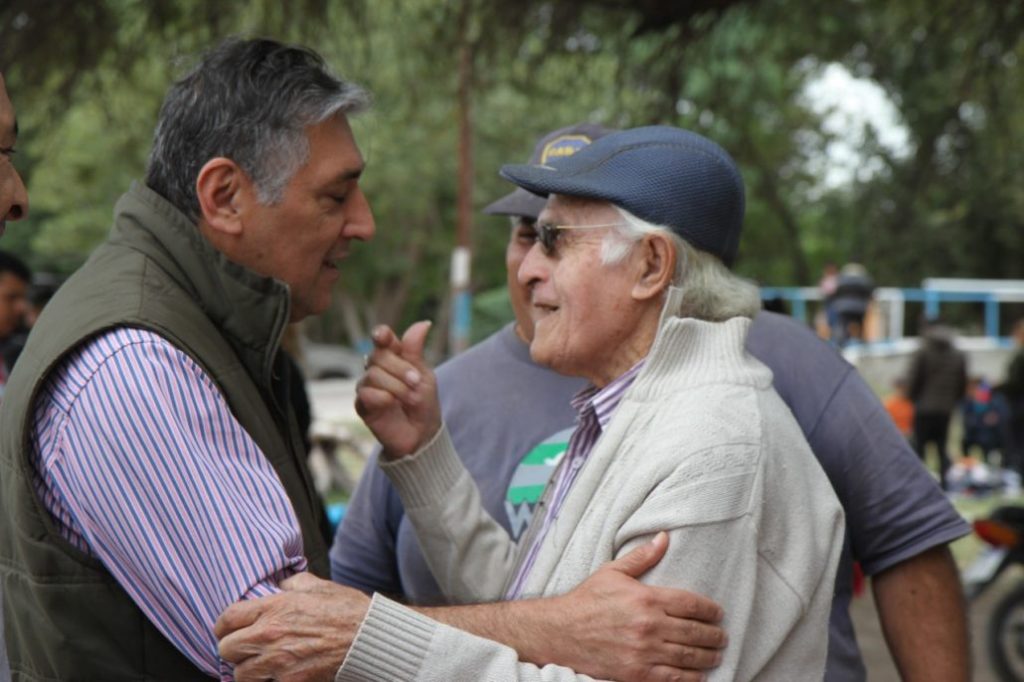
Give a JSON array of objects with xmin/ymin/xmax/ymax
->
[{"xmin": 505, "ymin": 427, "xmax": 574, "ymax": 539}]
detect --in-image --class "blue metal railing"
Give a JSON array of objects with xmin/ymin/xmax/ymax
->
[{"xmin": 760, "ymin": 285, "xmax": 1022, "ymax": 342}]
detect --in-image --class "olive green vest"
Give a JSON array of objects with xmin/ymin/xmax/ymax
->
[{"xmin": 0, "ymin": 183, "xmax": 330, "ymax": 680}]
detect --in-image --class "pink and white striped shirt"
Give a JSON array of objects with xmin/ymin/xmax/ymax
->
[
  {"xmin": 30, "ymin": 327, "xmax": 307, "ymax": 680},
  {"xmin": 506, "ymin": 360, "xmax": 645, "ymax": 599}
]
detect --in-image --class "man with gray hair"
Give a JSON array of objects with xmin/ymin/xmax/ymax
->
[{"xmin": 0, "ymin": 38, "xmax": 375, "ymax": 679}]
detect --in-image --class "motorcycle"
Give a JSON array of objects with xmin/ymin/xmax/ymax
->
[{"xmin": 964, "ymin": 505, "xmax": 1024, "ymax": 681}]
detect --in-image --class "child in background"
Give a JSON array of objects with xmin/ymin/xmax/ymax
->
[
  {"xmin": 961, "ymin": 376, "xmax": 1010, "ymax": 466},
  {"xmin": 884, "ymin": 377, "xmax": 915, "ymax": 440}
]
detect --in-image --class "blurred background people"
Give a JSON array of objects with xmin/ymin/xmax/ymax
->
[
  {"xmin": 960, "ymin": 377, "xmax": 1010, "ymax": 467},
  {"xmin": 907, "ymin": 318, "xmax": 968, "ymax": 490},
  {"xmin": 816, "ymin": 261, "xmax": 839, "ymax": 336},
  {"xmin": 826, "ymin": 262, "xmax": 875, "ymax": 347},
  {"xmin": 24, "ymin": 271, "xmax": 60, "ymax": 329},
  {"xmin": 883, "ymin": 377, "xmax": 915, "ymax": 441},
  {"xmin": 0, "ymin": 250, "xmax": 30, "ymax": 402},
  {"xmin": 998, "ymin": 318, "xmax": 1024, "ymax": 473}
]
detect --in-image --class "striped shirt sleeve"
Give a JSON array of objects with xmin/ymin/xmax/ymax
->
[{"xmin": 30, "ymin": 328, "xmax": 308, "ymax": 680}]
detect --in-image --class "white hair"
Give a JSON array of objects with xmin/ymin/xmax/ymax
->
[{"xmin": 602, "ymin": 206, "xmax": 762, "ymax": 321}]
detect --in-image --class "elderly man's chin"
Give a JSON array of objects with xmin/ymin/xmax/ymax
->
[{"xmin": 526, "ymin": 318, "xmax": 562, "ymax": 370}]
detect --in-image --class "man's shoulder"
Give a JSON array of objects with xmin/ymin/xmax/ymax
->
[
  {"xmin": 44, "ymin": 327, "xmax": 184, "ymax": 403},
  {"xmin": 64, "ymin": 327, "xmax": 177, "ymax": 366},
  {"xmin": 744, "ymin": 318, "xmax": 968, "ymax": 574},
  {"xmin": 748, "ymin": 312, "xmax": 844, "ymax": 365},
  {"xmin": 747, "ymin": 311, "xmax": 853, "ymax": 418}
]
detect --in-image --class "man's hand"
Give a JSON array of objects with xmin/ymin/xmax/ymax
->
[
  {"xmin": 430, "ymin": 532, "xmax": 727, "ymax": 681},
  {"xmin": 215, "ymin": 573, "xmax": 370, "ymax": 682},
  {"xmin": 546, "ymin": 532, "xmax": 726, "ymax": 680},
  {"xmin": 355, "ymin": 321, "xmax": 441, "ymax": 458}
]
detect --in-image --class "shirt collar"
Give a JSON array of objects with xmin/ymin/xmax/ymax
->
[{"xmin": 571, "ymin": 359, "xmax": 645, "ymax": 431}]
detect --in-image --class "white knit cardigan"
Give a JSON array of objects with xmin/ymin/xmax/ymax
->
[{"xmin": 339, "ymin": 292, "xmax": 844, "ymax": 681}]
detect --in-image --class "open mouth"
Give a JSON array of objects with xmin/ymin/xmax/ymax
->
[
  {"xmin": 532, "ymin": 302, "xmax": 559, "ymax": 320},
  {"xmin": 322, "ymin": 252, "xmax": 349, "ymax": 271}
]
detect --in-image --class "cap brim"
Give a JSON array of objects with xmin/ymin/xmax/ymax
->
[
  {"xmin": 482, "ymin": 187, "xmax": 547, "ymax": 219},
  {"xmin": 499, "ymin": 163, "xmax": 606, "ymax": 204}
]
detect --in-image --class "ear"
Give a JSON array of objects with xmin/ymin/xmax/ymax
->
[
  {"xmin": 195, "ymin": 157, "xmax": 250, "ymax": 236},
  {"xmin": 631, "ymin": 233, "xmax": 676, "ymax": 302}
]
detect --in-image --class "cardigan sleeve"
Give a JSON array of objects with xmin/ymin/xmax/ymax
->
[
  {"xmin": 337, "ymin": 594, "xmax": 604, "ymax": 682},
  {"xmin": 379, "ymin": 425, "xmax": 519, "ymax": 602}
]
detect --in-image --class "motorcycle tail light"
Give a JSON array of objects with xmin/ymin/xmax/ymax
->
[{"xmin": 974, "ymin": 519, "xmax": 1020, "ymax": 547}]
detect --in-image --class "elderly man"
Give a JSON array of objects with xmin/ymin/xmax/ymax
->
[
  {"xmin": 0, "ymin": 39, "xmax": 375, "ymax": 679},
  {"xmin": 334, "ymin": 124, "xmax": 971, "ymax": 681},
  {"xmin": 220, "ymin": 127, "xmax": 846, "ymax": 680}
]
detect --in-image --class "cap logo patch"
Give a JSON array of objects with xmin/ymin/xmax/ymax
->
[{"xmin": 540, "ymin": 135, "xmax": 592, "ymax": 165}]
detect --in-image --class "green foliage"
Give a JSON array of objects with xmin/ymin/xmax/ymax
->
[{"xmin": 2, "ymin": 0, "xmax": 1022, "ymax": 350}]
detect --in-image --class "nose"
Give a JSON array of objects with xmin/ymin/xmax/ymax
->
[
  {"xmin": 343, "ymin": 186, "xmax": 375, "ymax": 242},
  {"xmin": 4, "ymin": 166, "xmax": 28, "ymax": 221},
  {"xmin": 516, "ymin": 241, "xmax": 550, "ymax": 290}
]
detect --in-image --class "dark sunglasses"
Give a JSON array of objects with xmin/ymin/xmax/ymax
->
[{"xmin": 534, "ymin": 222, "xmax": 624, "ymax": 255}]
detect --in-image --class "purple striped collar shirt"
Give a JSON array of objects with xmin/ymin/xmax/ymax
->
[
  {"xmin": 506, "ymin": 359, "xmax": 645, "ymax": 600},
  {"xmin": 30, "ymin": 327, "xmax": 306, "ymax": 679}
]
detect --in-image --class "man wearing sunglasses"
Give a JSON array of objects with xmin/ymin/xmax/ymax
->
[
  {"xmin": 218, "ymin": 125, "xmax": 970, "ymax": 681},
  {"xmin": 329, "ymin": 124, "xmax": 970, "ymax": 681}
]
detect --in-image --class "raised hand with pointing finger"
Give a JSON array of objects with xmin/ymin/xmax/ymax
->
[{"xmin": 355, "ymin": 321, "xmax": 442, "ymax": 459}]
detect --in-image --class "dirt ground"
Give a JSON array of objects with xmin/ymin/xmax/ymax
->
[{"xmin": 853, "ymin": 566, "xmax": 1023, "ymax": 681}]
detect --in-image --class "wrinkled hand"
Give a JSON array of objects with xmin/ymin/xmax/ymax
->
[
  {"xmin": 544, "ymin": 532, "xmax": 727, "ymax": 681},
  {"xmin": 355, "ymin": 321, "xmax": 441, "ymax": 459},
  {"xmin": 215, "ymin": 573, "xmax": 371, "ymax": 682}
]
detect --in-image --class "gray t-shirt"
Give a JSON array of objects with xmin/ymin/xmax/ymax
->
[{"xmin": 331, "ymin": 313, "xmax": 970, "ymax": 681}]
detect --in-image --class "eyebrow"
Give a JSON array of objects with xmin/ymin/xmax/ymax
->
[{"xmin": 334, "ymin": 166, "xmax": 364, "ymax": 183}]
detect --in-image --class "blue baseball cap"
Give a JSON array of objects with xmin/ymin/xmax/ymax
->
[
  {"xmin": 499, "ymin": 126, "xmax": 745, "ymax": 265},
  {"xmin": 483, "ymin": 123, "xmax": 616, "ymax": 220}
]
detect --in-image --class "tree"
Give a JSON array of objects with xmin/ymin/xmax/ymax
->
[{"xmin": 3, "ymin": 0, "xmax": 1022, "ymax": 351}]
